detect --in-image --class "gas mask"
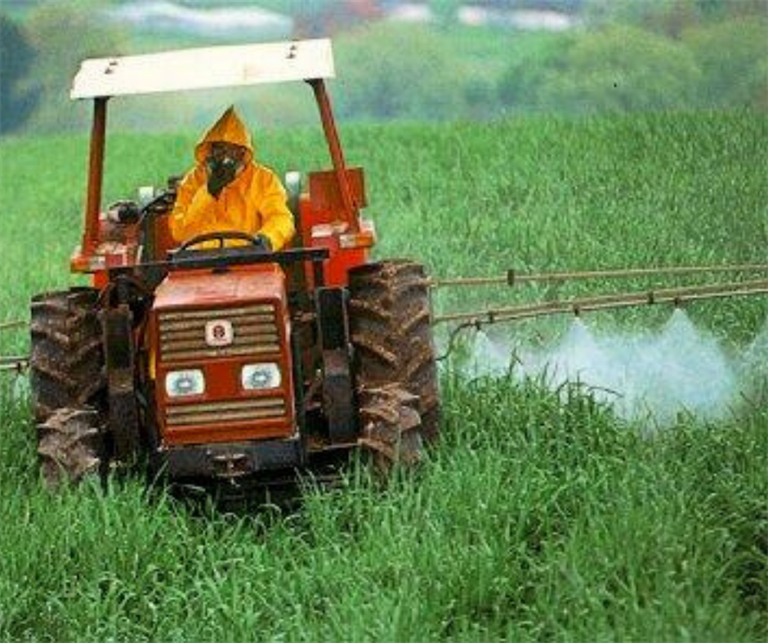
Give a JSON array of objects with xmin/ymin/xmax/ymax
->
[
  {"xmin": 205, "ymin": 144, "xmax": 245, "ymax": 197},
  {"xmin": 206, "ymin": 154, "xmax": 242, "ymax": 177}
]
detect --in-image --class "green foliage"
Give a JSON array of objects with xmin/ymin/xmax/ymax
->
[
  {"xmin": 21, "ymin": 2, "xmax": 127, "ymax": 133},
  {"xmin": 335, "ymin": 24, "xmax": 467, "ymax": 121},
  {"xmin": 0, "ymin": 15, "xmax": 37, "ymax": 133},
  {"xmin": 692, "ymin": 0, "xmax": 768, "ymax": 17},
  {"xmin": 213, "ymin": 0, "xmax": 331, "ymax": 16},
  {"xmin": 586, "ymin": 0, "xmax": 705, "ymax": 37},
  {"xmin": 430, "ymin": 0, "xmax": 461, "ymax": 28},
  {"xmin": 538, "ymin": 26, "xmax": 702, "ymax": 112},
  {"xmin": 1, "ymin": 113, "xmax": 767, "ymax": 642},
  {"xmin": 682, "ymin": 17, "xmax": 768, "ymax": 109},
  {"xmin": 584, "ymin": 0, "xmax": 767, "ymax": 37},
  {"xmin": 497, "ymin": 19, "xmax": 768, "ymax": 114},
  {"xmin": 5, "ymin": 3, "xmax": 766, "ymax": 134},
  {"xmin": 497, "ymin": 32, "xmax": 575, "ymax": 110}
]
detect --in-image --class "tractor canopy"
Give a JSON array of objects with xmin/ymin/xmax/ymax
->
[{"xmin": 70, "ymin": 39, "xmax": 335, "ymax": 99}]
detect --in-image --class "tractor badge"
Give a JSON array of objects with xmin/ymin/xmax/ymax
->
[{"xmin": 205, "ymin": 320, "xmax": 234, "ymax": 347}]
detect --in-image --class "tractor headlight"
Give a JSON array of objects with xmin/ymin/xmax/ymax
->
[
  {"xmin": 241, "ymin": 363, "xmax": 281, "ymax": 391},
  {"xmin": 165, "ymin": 369, "xmax": 205, "ymax": 398}
]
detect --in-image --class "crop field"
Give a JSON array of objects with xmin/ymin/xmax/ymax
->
[{"xmin": 0, "ymin": 112, "xmax": 767, "ymax": 642}]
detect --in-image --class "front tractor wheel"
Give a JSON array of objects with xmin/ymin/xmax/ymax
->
[
  {"xmin": 348, "ymin": 260, "xmax": 440, "ymax": 468},
  {"xmin": 357, "ymin": 384, "xmax": 423, "ymax": 471},
  {"xmin": 29, "ymin": 288, "xmax": 107, "ymax": 485},
  {"xmin": 37, "ymin": 407, "xmax": 104, "ymax": 487}
]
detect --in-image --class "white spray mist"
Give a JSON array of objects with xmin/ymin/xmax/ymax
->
[{"xmin": 465, "ymin": 309, "xmax": 760, "ymax": 427}]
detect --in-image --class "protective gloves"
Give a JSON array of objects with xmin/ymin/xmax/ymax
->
[{"xmin": 253, "ymin": 234, "xmax": 272, "ymax": 253}]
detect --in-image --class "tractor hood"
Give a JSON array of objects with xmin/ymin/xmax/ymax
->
[
  {"xmin": 151, "ymin": 263, "xmax": 295, "ymax": 448},
  {"xmin": 153, "ymin": 264, "xmax": 286, "ymax": 311}
]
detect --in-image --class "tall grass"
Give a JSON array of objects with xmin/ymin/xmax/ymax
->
[{"xmin": 0, "ymin": 113, "xmax": 766, "ymax": 641}]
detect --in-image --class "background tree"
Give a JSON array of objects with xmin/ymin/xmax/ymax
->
[
  {"xmin": 335, "ymin": 24, "xmax": 466, "ymax": 121},
  {"xmin": 682, "ymin": 18, "xmax": 768, "ymax": 109},
  {"xmin": 497, "ymin": 33, "xmax": 574, "ymax": 111},
  {"xmin": 22, "ymin": 2, "xmax": 126, "ymax": 133},
  {"xmin": 583, "ymin": 0, "xmax": 700, "ymax": 36},
  {"xmin": 0, "ymin": 15, "xmax": 38, "ymax": 134},
  {"xmin": 538, "ymin": 26, "xmax": 702, "ymax": 112}
]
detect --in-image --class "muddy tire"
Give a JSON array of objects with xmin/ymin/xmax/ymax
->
[
  {"xmin": 37, "ymin": 407, "xmax": 104, "ymax": 487},
  {"xmin": 29, "ymin": 288, "xmax": 107, "ymax": 487},
  {"xmin": 348, "ymin": 260, "xmax": 440, "ymax": 446},
  {"xmin": 357, "ymin": 384, "xmax": 423, "ymax": 471},
  {"xmin": 29, "ymin": 288, "xmax": 106, "ymax": 422}
]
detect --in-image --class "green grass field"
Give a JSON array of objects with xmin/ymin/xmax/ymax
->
[{"xmin": 0, "ymin": 112, "xmax": 766, "ymax": 642}]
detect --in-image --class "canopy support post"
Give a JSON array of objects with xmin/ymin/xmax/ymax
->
[
  {"xmin": 308, "ymin": 78, "xmax": 359, "ymax": 231},
  {"xmin": 83, "ymin": 97, "xmax": 108, "ymax": 251}
]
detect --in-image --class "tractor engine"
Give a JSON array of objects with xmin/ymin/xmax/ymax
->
[{"xmin": 149, "ymin": 264, "xmax": 299, "ymax": 478}]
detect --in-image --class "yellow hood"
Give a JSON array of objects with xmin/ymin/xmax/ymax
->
[{"xmin": 194, "ymin": 106, "xmax": 254, "ymax": 164}]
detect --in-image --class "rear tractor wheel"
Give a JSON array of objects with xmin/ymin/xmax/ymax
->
[
  {"xmin": 29, "ymin": 288, "xmax": 107, "ymax": 486},
  {"xmin": 348, "ymin": 260, "xmax": 440, "ymax": 469}
]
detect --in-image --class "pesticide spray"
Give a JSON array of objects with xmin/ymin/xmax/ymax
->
[{"xmin": 465, "ymin": 309, "xmax": 766, "ymax": 427}]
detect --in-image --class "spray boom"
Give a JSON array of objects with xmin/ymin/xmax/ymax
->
[
  {"xmin": 431, "ymin": 263, "xmax": 768, "ymax": 361},
  {"xmin": 433, "ymin": 278, "xmax": 768, "ymax": 326},
  {"xmin": 430, "ymin": 263, "xmax": 768, "ymax": 289},
  {"xmin": 0, "ymin": 321, "xmax": 28, "ymax": 375}
]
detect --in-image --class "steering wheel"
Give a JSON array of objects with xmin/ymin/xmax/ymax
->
[{"xmin": 178, "ymin": 231, "xmax": 264, "ymax": 252}]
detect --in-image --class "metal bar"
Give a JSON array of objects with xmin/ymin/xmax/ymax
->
[
  {"xmin": 433, "ymin": 279, "xmax": 768, "ymax": 325},
  {"xmin": 102, "ymin": 305, "xmax": 140, "ymax": 460},
  {"xmin": 432, "ymin": 275, "xmax": 510, "ymax": 287},
  {"xmin": 0, "ymin": 320, "xmax": 27, "ymax": 332},
  {"xmin": 308, "ymin": 78, "xmax": 359, "ymax": 231},
  {"xmin": 0, "ymin": 355, "xmax": 29, "ymax": 364},
  {"xmin": 83, "ymin": 97, "xmax": 108, "ymax": 250},
  {"xmin": 501, "ymin": 287, "xmax": 768, "ymax": 322},
  {"xmin": 110, "ymin": 246, "xmax": 330, "ymax": 276},
  {"xmin": 430, "ymin": 263, "xmax": 768, "ymax": 288},
  {"xmin": 0, "ymin": 358, "xmax": 28, "ymax": 374},
  {"xmin": 313, "ymin": 259, "xmax": 325, "ymax": 288}
]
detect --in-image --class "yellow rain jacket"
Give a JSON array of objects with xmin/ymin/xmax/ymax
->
[{"xmin": 169, "ymin": 107, "xmax": 295, "ymax": 251}]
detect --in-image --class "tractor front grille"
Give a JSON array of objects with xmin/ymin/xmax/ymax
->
[
  {"xmin": 159, "ymin": 304, "xmax": 280, "ymax": 361},
  {"xmin": 165, "ymin": 397, "xmax": 287, "ymax": 428}
]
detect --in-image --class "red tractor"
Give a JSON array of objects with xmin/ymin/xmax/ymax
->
[{"xmin": 30, "ymin": 40, "xmax": 439, "ymax": 491}]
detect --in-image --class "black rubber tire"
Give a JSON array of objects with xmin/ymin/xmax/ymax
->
[
  {"xmin": 348, "ymin": 260, "xmax": 440, "ymax": 446},
  {"xmin": 357, "ymin": 384, "xmax": 423, "ymax": 471},
  {"xmin": 37, "ymin": 407, "xmax": 104, "ymax": 487},
  {"xmin": 29, "ymin": 288, "xmax": 106, "ymax": 422}
]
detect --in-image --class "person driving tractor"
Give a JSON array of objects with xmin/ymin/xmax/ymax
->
[{"xmin": 170, "ymin": 106, "xmax": 295, "ymax": 251}]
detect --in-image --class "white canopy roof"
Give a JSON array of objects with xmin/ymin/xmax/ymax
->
[{"xmin": 70, "ymin": 39, "xmax": 334, "ymax": 100}]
